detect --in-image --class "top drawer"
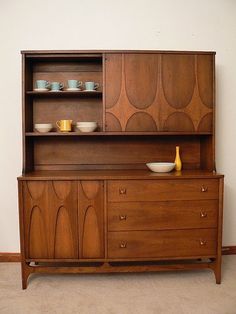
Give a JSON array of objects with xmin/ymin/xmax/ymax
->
[{"xmin": 107, "ymin": 179, "xmax": 219, "ymax": 202}]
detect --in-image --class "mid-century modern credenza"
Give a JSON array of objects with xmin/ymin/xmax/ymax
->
[{"xmin": 18, "ymin": 50, "xmax": 224, "ymax": 289}]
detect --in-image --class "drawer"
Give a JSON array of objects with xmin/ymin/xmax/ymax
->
[
  {"xmin": 108, "ymin": 200, "xmax": 218, "ymax": 231},
  {"xmin": 107, "ymin": 179, "xmax": 219, "ymax": 202},
  {"xmin": 108, "ymin": 229, "xmax": 217, "ymax": 259}
]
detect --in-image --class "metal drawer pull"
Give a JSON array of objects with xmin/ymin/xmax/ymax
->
[
  {"xmin": 200, "ymin": 211, "xmax": 208, "ymax": 218},
  {"xmin": 201, "ymin": 186, "xmax": 208, "ymax": 192},
  {"xmin": 120, "ymin": 242, "xmax": 127, "ymax": 248},
  {"xmin": 119, "ymin": 188, "xmax": 127, "ymax": 195},
  {"xmin": 199, "ymin": 239, "xmax": 207, "ymax": 246},
  {"xmin": 119, "ymin": 215, "xmax": 127, "ymax": 220}
]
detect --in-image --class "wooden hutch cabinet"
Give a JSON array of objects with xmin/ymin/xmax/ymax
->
[{"xmin": 18, "ymin": 50, "xmax": 224, "ymax": 289}]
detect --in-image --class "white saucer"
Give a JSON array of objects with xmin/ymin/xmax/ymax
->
[
  {"xmin": 50, "ymin": 90, "xmax": 62, "ymax": 92},
  {"xmin": 34, "ymin": 88, "xmax": 49, "ymax": 92},
  {"xmin": 66, "ymin": 88, "xmax": 81, "ymax": 91},
  {"xmin": 84, "ymin": 89, "xmax": 97, "ymax": 92}
]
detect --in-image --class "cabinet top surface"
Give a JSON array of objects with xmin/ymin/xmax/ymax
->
[
  {"xmin": 18, "ymin": 170, "xmax": 223, "ymax": 181},
  {"xmin": 21, "ymin": 49, "xmax": 216, "ymax": 55}
]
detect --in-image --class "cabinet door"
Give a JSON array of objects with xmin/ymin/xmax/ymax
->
[
  {"xmin": 78, "ymin": 181, "xmax": 104, "ymax": 259},
  {"xmin": 105, "ymin": 53, "xmax": 213, "ymax": 132},
  {"xmin": 23, "ymin": 181, "xmax": 78, "ymax": 259},
  {"xmin": 160, "ymin": 54, "xmax": 214, "ymax": 132},
  {"xmin": 105, "ymin": 53, "xmax": 159, "ymax": 132}
]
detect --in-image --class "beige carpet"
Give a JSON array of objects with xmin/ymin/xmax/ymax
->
[{"xmin": 0, "ymin": 256, "xmax": 236, "ymax": 314}]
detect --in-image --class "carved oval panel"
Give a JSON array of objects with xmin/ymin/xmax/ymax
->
[
  {"xmin": 162, "ymin": 54, "xmax": 195, "ymax": 109},
  {"xmin": 125, "ymin": 54, "xmax": 158, "ymax": 109},
  {"xmin": 81, "ymin": 181, "xmax": 100, "ymax": 200},
  {"xmin": 26, "ymin": 181, "xmax": 45, "ymax": 200},
  {"xmin": 105, "ymin": 54, "xmax": 122, "ymax": 109},
  {"xmin": 54, "ymin": 206, "xmax": 75, "ymax": 258},
  {"xmin": 82, "ymin": 205, "xmax": 101, "ymax": 258},
  {"xmin": 163, "ymin": 112, "xmax": 195, "ymax": 132},
  {"xmin": 28, "ymin": 206, "xmax": 48, "ymax": 258},
  {"xmin": 197, "ymin": 55, "xmax": 213, "ymax": 108},
  {"xmin": 105, "ymin": 113, "xmax": 122, "ymax": 131},
  {"xmin": 125, "ymin": 112, "xmax": 157, "ymax": 131},
  {"xmin": 197, "ymin": 113, "xmax": 213, "ymax": 132},
  {"xmin": 52, "ymin": 181, "xmax": 71, "ymax": 200}
]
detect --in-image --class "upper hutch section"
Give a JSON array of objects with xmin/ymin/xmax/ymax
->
[
  {"xmin": 21, "ymin": 50, "xmax": 215, "ymax": 173},
  {"xmin": 22, "ymin": 50, "xmax": 215, "ymax": 134}
]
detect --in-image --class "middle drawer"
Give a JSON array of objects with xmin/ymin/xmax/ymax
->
[{"xmin": 108, "ymin": 200, "xmax": 218, "ymax": 231}]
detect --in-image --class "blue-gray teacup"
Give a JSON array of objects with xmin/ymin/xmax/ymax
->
[
  {"xmin": 67, "ymin": 80, "xmax": 82, "ymax": 89},
  {"xmin": 84, "ymin": 81, "xmax": 99, "ymax": 91},
  {"xmin": 50, "ymin": 81, "xmax": 64, "ymax": 91},
  {"xmin": 35, "ymin": 80, "xmax": 50, "ymax": 89}
]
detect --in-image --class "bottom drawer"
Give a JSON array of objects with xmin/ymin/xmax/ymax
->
[{"xmin": 108, "ymin": 229, "xmax": 217, "ymax": 259}]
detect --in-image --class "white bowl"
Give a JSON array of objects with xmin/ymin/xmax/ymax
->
[
  {"xmin": 77, "ymin": 125, "xmax": 97, "ymax": 132},
  {"xmin": 76, "ymin": 121, "xmax": 97, "ymax": 126},
  {"xmin": 34, "ymin": 123, "xmax": 53, "ymax": 133},
  {"xmin": 76, "ymin": 122, "xmax": 97, "ymax": 132},
  {"xmin": 146, "ymin": 162, "xmax": 175, "ymax": 173}
]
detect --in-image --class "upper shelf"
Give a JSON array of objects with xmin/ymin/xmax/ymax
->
[
  {"xmin": 25, "ymin": 131, "xmax": 212, "ymax": 137},
  {"xmin": 26, "ymin": 91, "xmax": 102, "ymax": 97}
]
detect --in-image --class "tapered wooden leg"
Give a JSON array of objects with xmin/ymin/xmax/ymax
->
[
  {"xmin": 213, "ymin": 258, "xmax": 221, "ymax": 284},
  {"xmin": 21, "ymin": 262, "xmax": 31, "ymax": 289}
]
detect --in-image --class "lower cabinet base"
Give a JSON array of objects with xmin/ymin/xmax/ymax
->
[{"xmin": 21, "ymin": 257, "xmax": 221, "ymax": 289}]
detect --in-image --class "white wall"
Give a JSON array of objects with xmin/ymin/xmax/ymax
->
[{"xmin": 0, "ymin": 0, "xmax": 235, "ymax": 251}]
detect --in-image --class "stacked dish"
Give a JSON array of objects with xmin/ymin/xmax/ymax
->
[{"xmin": 76, "ymin": 122, "xmax": 97, "ymax": 132}]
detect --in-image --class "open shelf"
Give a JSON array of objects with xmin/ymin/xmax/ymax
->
[
  {"xmin": 25, "ymin": 131, "xmax": 213, "ymax": 137},
  {"xmin": 27, "ymin": 91, "xmax": 102, "ymax": 97}
]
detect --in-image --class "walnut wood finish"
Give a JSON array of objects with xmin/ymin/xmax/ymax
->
[
  {"xmin": 107, "ymin": 179, "xmax": 219, "ymax": 202},
  {"xmin": 78, "ymin": 181, "xmax": 104, "ymax": 258},
  {"xmin": 105, "ymin": 53, "xmax": 213, "ymax": 132},
  {"xmin": 22, "ymin": 53, "xmax": 104, "ymax": 173},
  {"xmin": 18, "ymin": 169, "xmax": 223, "ymax": 180},
  {"xmin": 33, "ymin": 135, "xmax": 202, "ymax": 171},
  {"xmin": 108, "ymin": 200, "xmax": 218, "ymax": 231},
  {"xmin": 108, "ymin": 229, "xmax": 217, "ymax": 259},
  {"xmin": 214, "ymin": 177, "xmax": 224, "ymax": 283},
  {"xmin": 18, "ymin": 50, "xmax": 223, "ymax": 288},
  {"xmin": 21, "ymin": 51, "xmax": 215, "ymax": 172},
  {"xmin": 22, "ymin": 181, "xmax": 78, "ymax": 259},
  {"xmin": 33, "ymin": 97, "xmax": 103, "ymax": 132}
]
